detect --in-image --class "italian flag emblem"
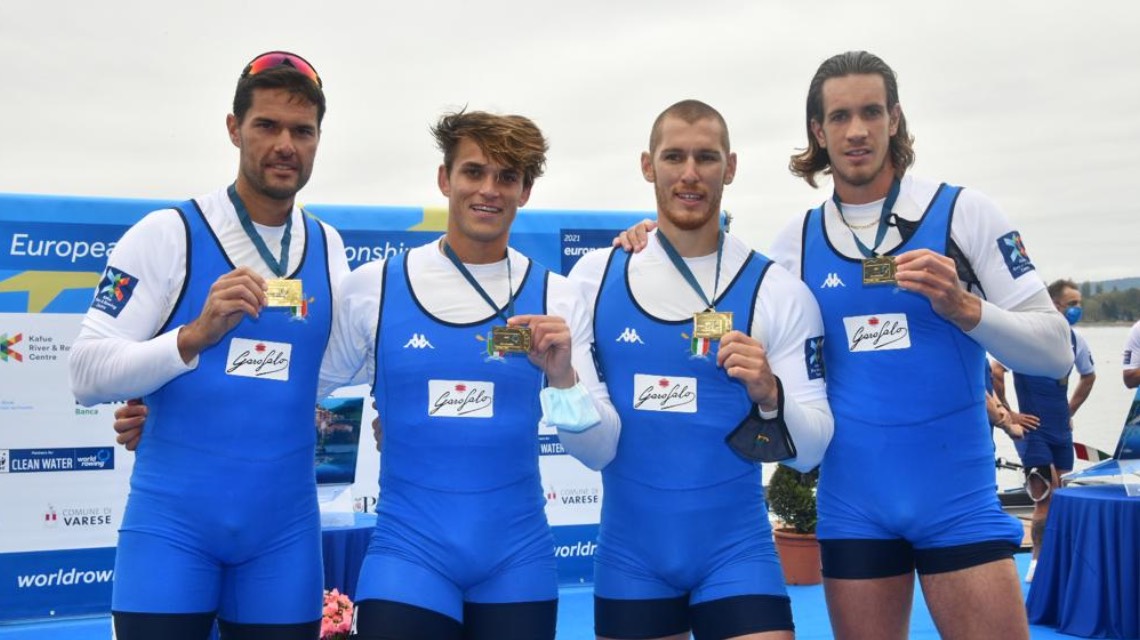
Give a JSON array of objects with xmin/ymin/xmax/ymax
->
[
  {"xmin": 1073, "ymin": 442, "xmax": 1111, "ymax": 462},
  {"xmin": 691, "ymin": 336, "xmax": 711, "ymax": 356}
]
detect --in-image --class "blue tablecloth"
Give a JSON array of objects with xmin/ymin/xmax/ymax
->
[
  {"xmin": 322, "ymin": 513, "xmax": 376, "ymax": 600},
  {"xmin": 1026, "ymin": 485, "xmax": 1140, "ymax": 638}
]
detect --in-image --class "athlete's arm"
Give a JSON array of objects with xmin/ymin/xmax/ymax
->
[
  {"xmin": 751, "ymin": 265, "xmax": 833, "ymax": 472},
  {"xmin": 1069, "ymin": 333, "xmax": 1096, "ymax": 418},
  {"xmin": 1069, "ymin": 372, "xmax": 1095, "ymax": 419},
  {"xmin": 1126, "ymin": 370, "xmax": 1140, "ymax": 390},
  {"xmin": 317, "ymin": 260, "xmax": 382, "ymax": 400},
  {"xmin": 766, "ymin": 214, "xmax": 807, "ymax": 279},
  {"xmin": 535, "ymin": 273, "xmax": 620, "ymax": 471},
  {"xmin": 943, "ymin": 190, "xmax": 1072, "ymax": 378},
  {"xmin": 1123, "ymin": 321, "xmax": 1140, "ymax": 389},
  {"xmin": 69, "ymin": 209, "xmax": 198, "ymax": 406}
]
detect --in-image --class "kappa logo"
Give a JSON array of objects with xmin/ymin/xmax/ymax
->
[
  {"xmin": 615, "ymin": 328, "xmax": 644, "ymax": 344},
  {"xmin": 820, "ymin": 272, "xmax": 846, "ymax": 289},
  {"xmin": 403, "ymin": 333, "xmax": 434, "ymax": 349}
]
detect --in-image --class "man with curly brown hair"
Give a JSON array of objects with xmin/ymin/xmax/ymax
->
[{"xmin": 319, "ymin": 110, "xmax": 620, "ymax": 640}]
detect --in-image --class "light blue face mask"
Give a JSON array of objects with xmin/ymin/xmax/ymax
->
[{"xmin": 1064, "ymin": 305, "xmax": 1083, "ymax": 325}]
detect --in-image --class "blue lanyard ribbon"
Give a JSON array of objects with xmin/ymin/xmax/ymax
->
[
  {"xmin": 831, "ymin": 178, "xmax": 901, "ymax": 258},
  {"xmin": 442, "ymin": 240, "xmax": 514, "ymax": 323},
  {"xmin": 227, "ymin": 183, "xmax": 293, "ymax": 277},
  {"xmin": 655, "ymin": 227, "xmax": 724, "ymax": 311}
]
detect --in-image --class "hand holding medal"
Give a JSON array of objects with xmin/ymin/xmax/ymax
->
[
  {"xmin": 506, "ymin": 314, "xmax": 577, "ymax": 388},
  {"xmin": 893, "ymin": 248, "xmax": 982, "ymax": 331},
  {"xmin": 177, "ymin": 266, "xmax": 268, "ymax": 363},
  {"xmin": 716, "ymin": 331, "xmax": 779, "ymax": 411}
]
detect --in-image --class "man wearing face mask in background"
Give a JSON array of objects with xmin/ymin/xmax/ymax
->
[{"xmin": 991, "ymin": 278, "xmax": 1096, "ymax": 582}]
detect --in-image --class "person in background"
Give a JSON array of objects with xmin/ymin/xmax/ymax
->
[
  {"xmin": 987, "ymin": 358, "xmax": 1028, "ymax": 440},
  {"xmin": 1123, "ymin": 318, "xmax": 1140, "ymax": 389},
  {"xmin": 317, "ymin": 110, "xmax": 619, "ymax": 640},
  {"xmin": 71, "ymin": 51, "xmax": 346, "ymax": 640},
  {"xmin": 769, "ymin": 50, "xmax": 1072, "ymax": 639},
  {"xmin": 990, "ymin": 278, "xmax": 1095, "ymax": 581}
]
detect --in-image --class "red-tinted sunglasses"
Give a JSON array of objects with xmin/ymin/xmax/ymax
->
[{"xmin": 241, "ymin": 51, "xmax": 322, "ymax": 88}]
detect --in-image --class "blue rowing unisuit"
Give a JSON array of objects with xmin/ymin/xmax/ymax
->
[
  {"xmin": 354, "ymin": 250, "xmax": 556, "ymax": 621},
  {"xmin": 803, "ymin": 184, "xmax": 1021, "ymax": 547},
  {"xmin": 115, "ymin": 200, "xmax": 332, "ymax": 623}
]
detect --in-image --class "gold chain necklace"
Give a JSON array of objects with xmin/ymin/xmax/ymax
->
[{"xmin": 836, "ymin": 208, "xmax": 879, "ymax": 231}]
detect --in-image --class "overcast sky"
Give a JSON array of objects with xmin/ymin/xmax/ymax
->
[{"xmin": 3, "ymin": 1, "xmax": 1137, "ymax": 281}]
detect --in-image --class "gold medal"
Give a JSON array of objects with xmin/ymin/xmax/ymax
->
[
  {"xmin": 693, "ymin": 311, "xmax": 733, "ymax": 340},
  {"xmin": 490, "ymin": 326, "xmax": 532, "ymax": 354},
  {"xmin": 265, "ymin": 278, "xmax": 303, "ymax": 307},
  {"xmin": 862, "ymin": 256, "xmax": 897, "ymax": 286}
]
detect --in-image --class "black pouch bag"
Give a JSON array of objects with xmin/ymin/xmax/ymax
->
[{"xmin": 725, "ymin": 376, "xmax": 797, "ymax": 462}]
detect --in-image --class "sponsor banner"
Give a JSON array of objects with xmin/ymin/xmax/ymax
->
[
  {"xmin": 539, "ymin": 434, "xmax": 566, "ymax": 456},
  {"xmin": 0, "ymin": 547, "xmax": 116, "ymax": 620},
  {"xmin": 541, "ymin": 455, "xmax": 603, "ymax": 526},
  {"xmin": 551, "ymin": 524, "xmax": 599, "ymax": 585},
  {"xmin": 0, "ymin": 221, "xmax": 130, "ymax": 272},
  {"xmin": 3, "ymin": 447, "xmax": 114, "ymax": 474},
  {"xmin": 1, "ymin": 469, "xmax": 118, "ymax": 552},
  {"xmin": 337, "ymin": 229, "xmax": 437, "ymax": 271},
  {"xmin": 559, "ymin": 228, "xmax": 624, "ymax": 274}
]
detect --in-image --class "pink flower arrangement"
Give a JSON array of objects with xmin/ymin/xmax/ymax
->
[{"xmin": 321, "ymin": 588, "xmax": 354, "ymax": 640}]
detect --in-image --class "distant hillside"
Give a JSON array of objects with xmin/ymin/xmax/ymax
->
[
  {"xmin": 1092, "ymin": 277, "xmax": 1140, "ymax": 293},
  {"xmin": 1081, "ymin": 279, "xmax": 1140, "ymax": 322}
]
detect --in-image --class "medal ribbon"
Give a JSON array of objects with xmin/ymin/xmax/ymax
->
[
  {"xmin": 656, "ymin": 226, "xmax": 724, "ymax": 312},
  {"xmin": 442, "ymin": 240, "xmax": 514, "ymax": 323},
  {"xmin": 831, "ymin": 178, "xmax": 901, "ymax": 258},
  {"xmin": 227, "ymin": 183, "xmax": 293, "ymax": 277}
]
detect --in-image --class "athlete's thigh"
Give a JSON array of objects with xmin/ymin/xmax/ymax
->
[
  {"xmin": 113, "ymin": 529, "xmax": 220, "ymax": 614},
  {"xmin": 919, "ymin": 558, "xmax": 1028, "ymax": 640},
  {"xmin": 216, "ymin": 619, "xmax": 321, "ymax": 640},
  {"xmin": 594, "ymin": 594, "xmax": 690, "ymax": 640},
  {"xmin": 823, "ymin": 573, "xmax": 915, "ymax": 640},
  {"xmin": 462, "ymin": 599, "xmax": 557, "ymax": 640},
  {"xmin": 1047, "ymin": 437, "xmax": 1074, "ymax": 473},
  {"xmin": 113, "ymin": 612, "xmax": 215, "ymax": 640},
  {"xmin": 690, "ymin": 593, "xmax": 793, "ymax": 640},
  {"xmin": 355, "ymin": 552, "xmax": 465, "ymax": 623},
  {"xmin": 217, "ymin": 524, "xmax": 323, "ymax": 625},
  {"xmin": 354, "ymin": 599, "xmax": 463, "ymax": 640},
  {"xmin": 690, "ymin": 541, "xmax": 786, "ymax": 605},
  {"xmin": 465, "ymin": 555, "xmax": 558, "ymax": 604}
]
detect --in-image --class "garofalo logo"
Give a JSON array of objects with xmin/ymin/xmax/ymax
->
[{"xmin": 632, "ymin": 374, "xmax": 697, "ymax": 413}]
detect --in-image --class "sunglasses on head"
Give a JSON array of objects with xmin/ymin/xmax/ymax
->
[{"xmin": 241, "ymin": 51, "xmax": 322, "ymax": 88}]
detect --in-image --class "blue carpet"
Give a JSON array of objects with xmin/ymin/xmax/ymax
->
[{"xmin": 0, "ymin": 554, "xmax": 1071, "ymax": 639}]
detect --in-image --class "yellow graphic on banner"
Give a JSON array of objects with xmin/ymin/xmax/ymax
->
[
  {"xmin": 0, "ymin": 271, "xmax": 102, "ymax": 313},
  {"xmin": 409, "ymin": 207, "xmax": 448, "ymax": 231}
]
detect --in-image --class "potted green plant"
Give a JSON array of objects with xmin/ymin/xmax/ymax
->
[{"xmin": 767, "ymin": 464, "xmax": 821, "ymax": 585}]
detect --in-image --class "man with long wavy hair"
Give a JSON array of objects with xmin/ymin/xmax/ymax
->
[{"xmin": 770, "ymin": 50, "xmax": 1073, "ymax": 640}]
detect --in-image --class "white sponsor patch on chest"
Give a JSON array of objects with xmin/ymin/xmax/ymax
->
[
  {"xmin": 842, "ymin": 313, "xmax": 911, "ymax": 352},
  {"xmin": 225, "ymin": 338, "xmax": 292, "ymax": 381},
  {"xmin": 428, "ymin": 380, "xmax": 494, "ymax": 418},
  {"xmin": 632, "ymin": 374, "xmax": 697, "ymax": 413}
]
